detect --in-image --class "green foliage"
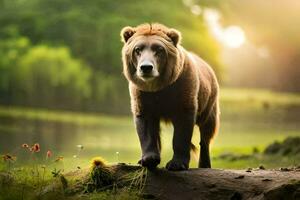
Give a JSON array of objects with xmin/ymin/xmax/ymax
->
[
  {"xmin": 0, "ymin": 0, "xmax": 222, "ymax": 113},
  {"xmin": 0, "ymin": 37, "xmax": 31, "ymax": 103},
  {"xmin": 16, "ymin": 45, "xmax": 91, "ymax": 108}
]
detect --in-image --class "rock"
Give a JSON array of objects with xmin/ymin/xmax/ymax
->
[
  {"xmin": 234, "ymin": 175, "xmax": 245, "ymax": 179},
  {"xmin": 280, "ymin": 167, "xmax": 291, "ymax": 172},
  {"xmin": 246, "ymin": 168, "xmax": 252, "ymax": 172},
  {"xmin": 264, "ymin": 182, "xmax": 300, "ymax": 200},
  {"xmin": 264, "ymin": 137, "xmax": 300, "ymax": 156},
  {"xmin": 259, "ymin": 165, "xmax": 266, "ymax": 170},
  {"xmin": 264, "ymin": 141, "xmax": 282, "ymax": 154}
]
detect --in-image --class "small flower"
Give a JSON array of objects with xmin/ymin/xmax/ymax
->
[
  {"xmin": 2, "ymin": 154, "xmax": 16, "ymax": 162},
  {"xmin": 90, "ymin": 156, "xmax": 106, "ymax": 169},
  {"xmin": 116, "ymin": 151, "xmax": 120, "ymax": 162},
  {"xmin": 32, "ymin": 143, "xmax": 40, "ymax": 152},
  {"xmin": 76, "ymin": 145, "xmax": 84, "ymax": 150},
  {"xmin": 73, "ymin": 155, "xmax": 77, "ymax": 158},
  {"xmin": 54, "ymin": 156, "xmax": 64, "ymax": 162},
  {"xmin": 22, "ymin": 144, "xmax": 29, "ymax": 148},
  {"xmin": 46, "ymin": 150, "xmax": 52, "ymax": 158}
]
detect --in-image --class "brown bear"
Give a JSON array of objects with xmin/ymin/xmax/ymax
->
[{"xmin": 120, "ymin": 23, "xmax": 219, "ymax": 171}]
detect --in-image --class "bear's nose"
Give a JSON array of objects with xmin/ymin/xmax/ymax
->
[{"xmin": 140, "ymin": 64, "xmax": 153, "ymax": 74}]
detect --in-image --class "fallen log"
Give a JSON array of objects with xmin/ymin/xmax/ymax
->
[{"xmin": 144, "ymin": 167, "xmax": 300, "ymax": 200}]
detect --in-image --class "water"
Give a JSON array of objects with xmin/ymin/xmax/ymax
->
[
  {"xmin": 0, "ymin": 116, "xmax": 140, "ymax": 164},
  {"xmin": 0, "ymin": 103, "xmax": 299, "ymax": 168}
]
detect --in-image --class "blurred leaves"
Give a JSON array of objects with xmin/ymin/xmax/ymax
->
[
  {"xmin": 0, "ymin": 0, "xmax": 221, "ymax": 113},
  {"xmin": 16, "ymin": 45, "xmax": 91, "ymax": 108}
]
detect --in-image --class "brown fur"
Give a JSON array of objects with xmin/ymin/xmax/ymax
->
[{"xmin": 121, "ymin": 23, "xmax": 220, "ymax": 170}]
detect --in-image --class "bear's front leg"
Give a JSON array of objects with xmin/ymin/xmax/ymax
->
[
  {"xmin": 134, "ymin": 115, "xmax": 161, "ymax": 170},
  {"xmin": 166, "ymin": 114, "xmax": 195, "ymax": 171}
]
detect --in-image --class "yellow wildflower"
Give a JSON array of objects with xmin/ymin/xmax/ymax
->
[{"xmin": 90, "ymin": 156, "xmax": 106, "ymax": 169}]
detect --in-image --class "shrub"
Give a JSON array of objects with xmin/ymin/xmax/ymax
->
[{"xmin": 15, "ymin": 45, "xmax": 91, "ymax": 109}]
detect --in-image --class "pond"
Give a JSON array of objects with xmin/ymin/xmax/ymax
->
[{"xmin": 0, "ymin": 99, "xmax": 299, "ymax": 169}]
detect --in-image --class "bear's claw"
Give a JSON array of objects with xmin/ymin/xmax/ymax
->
[
  {"xmin": 166, "ymin": 159, "xmax": 188, "ymax": 171},
  {"xmin": 138, "ymin": 154, "xmax": 160, "ymax": 170}
]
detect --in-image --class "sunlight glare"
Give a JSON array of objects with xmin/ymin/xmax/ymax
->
[
  {"xmin": 202, "ymin": 8, "xmax": 246, "ymax": 49},
  {"xmin": 191, "ymin": 5, "xmax": 202, "ymax": 15},
  {"xmin": 223, "ymin": 26, "xmax": 246, "ymax": 48}
]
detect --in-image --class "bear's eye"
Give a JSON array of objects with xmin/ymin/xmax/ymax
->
[
  {"xmin": 134, "ymin": 47, "xmax": 142, "ymax": 55},
  {"xmin": 156, "ymin": 46, "xmax": 164, "ymax": 53}
]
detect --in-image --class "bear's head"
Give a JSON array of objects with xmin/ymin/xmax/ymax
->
[{"xmin": 121, "ymin": 23, "xmax": 184, "ymax": 92}]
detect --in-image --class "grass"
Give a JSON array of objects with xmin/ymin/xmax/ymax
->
[
  {"xmin": 220, "ymin": 88, "xmax": 300, "ymax": 105},
  {"xmin": 0, "ymin": 88, "xmax": 299, "ymax": 124},
  {"xmin": 0, "ymin": 160, "xmax": 147, "ymax": 200}
]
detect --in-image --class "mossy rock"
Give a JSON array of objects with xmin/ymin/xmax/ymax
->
[
  {"xmin": 264, "ymin": 136, "xmax": 300, "ymax": 156},
  {"xmin": 90, "ymin": 166, "xmax": 115, "ymax": 189}
]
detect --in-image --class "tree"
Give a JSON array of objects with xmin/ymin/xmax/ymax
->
[
  {"xmin": 15, "ymin": 46, "xmax": 91, "ymax": 109},
  {"xmin": 0, "ymin": 36, "xmax": 31, "ymax": 104}
]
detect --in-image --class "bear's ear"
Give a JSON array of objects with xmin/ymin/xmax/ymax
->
[
  {"xmin": 167, "ymin": 29, "xmax": 181, "ymax": 46},
  {"xmin": 121, "ymin": 26, "xmax": 136, "ymax": 43}
]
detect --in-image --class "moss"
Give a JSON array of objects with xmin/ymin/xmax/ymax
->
[{"xmin": 90, "ymin": 166, "xmax": 114, "ymax": 189}]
